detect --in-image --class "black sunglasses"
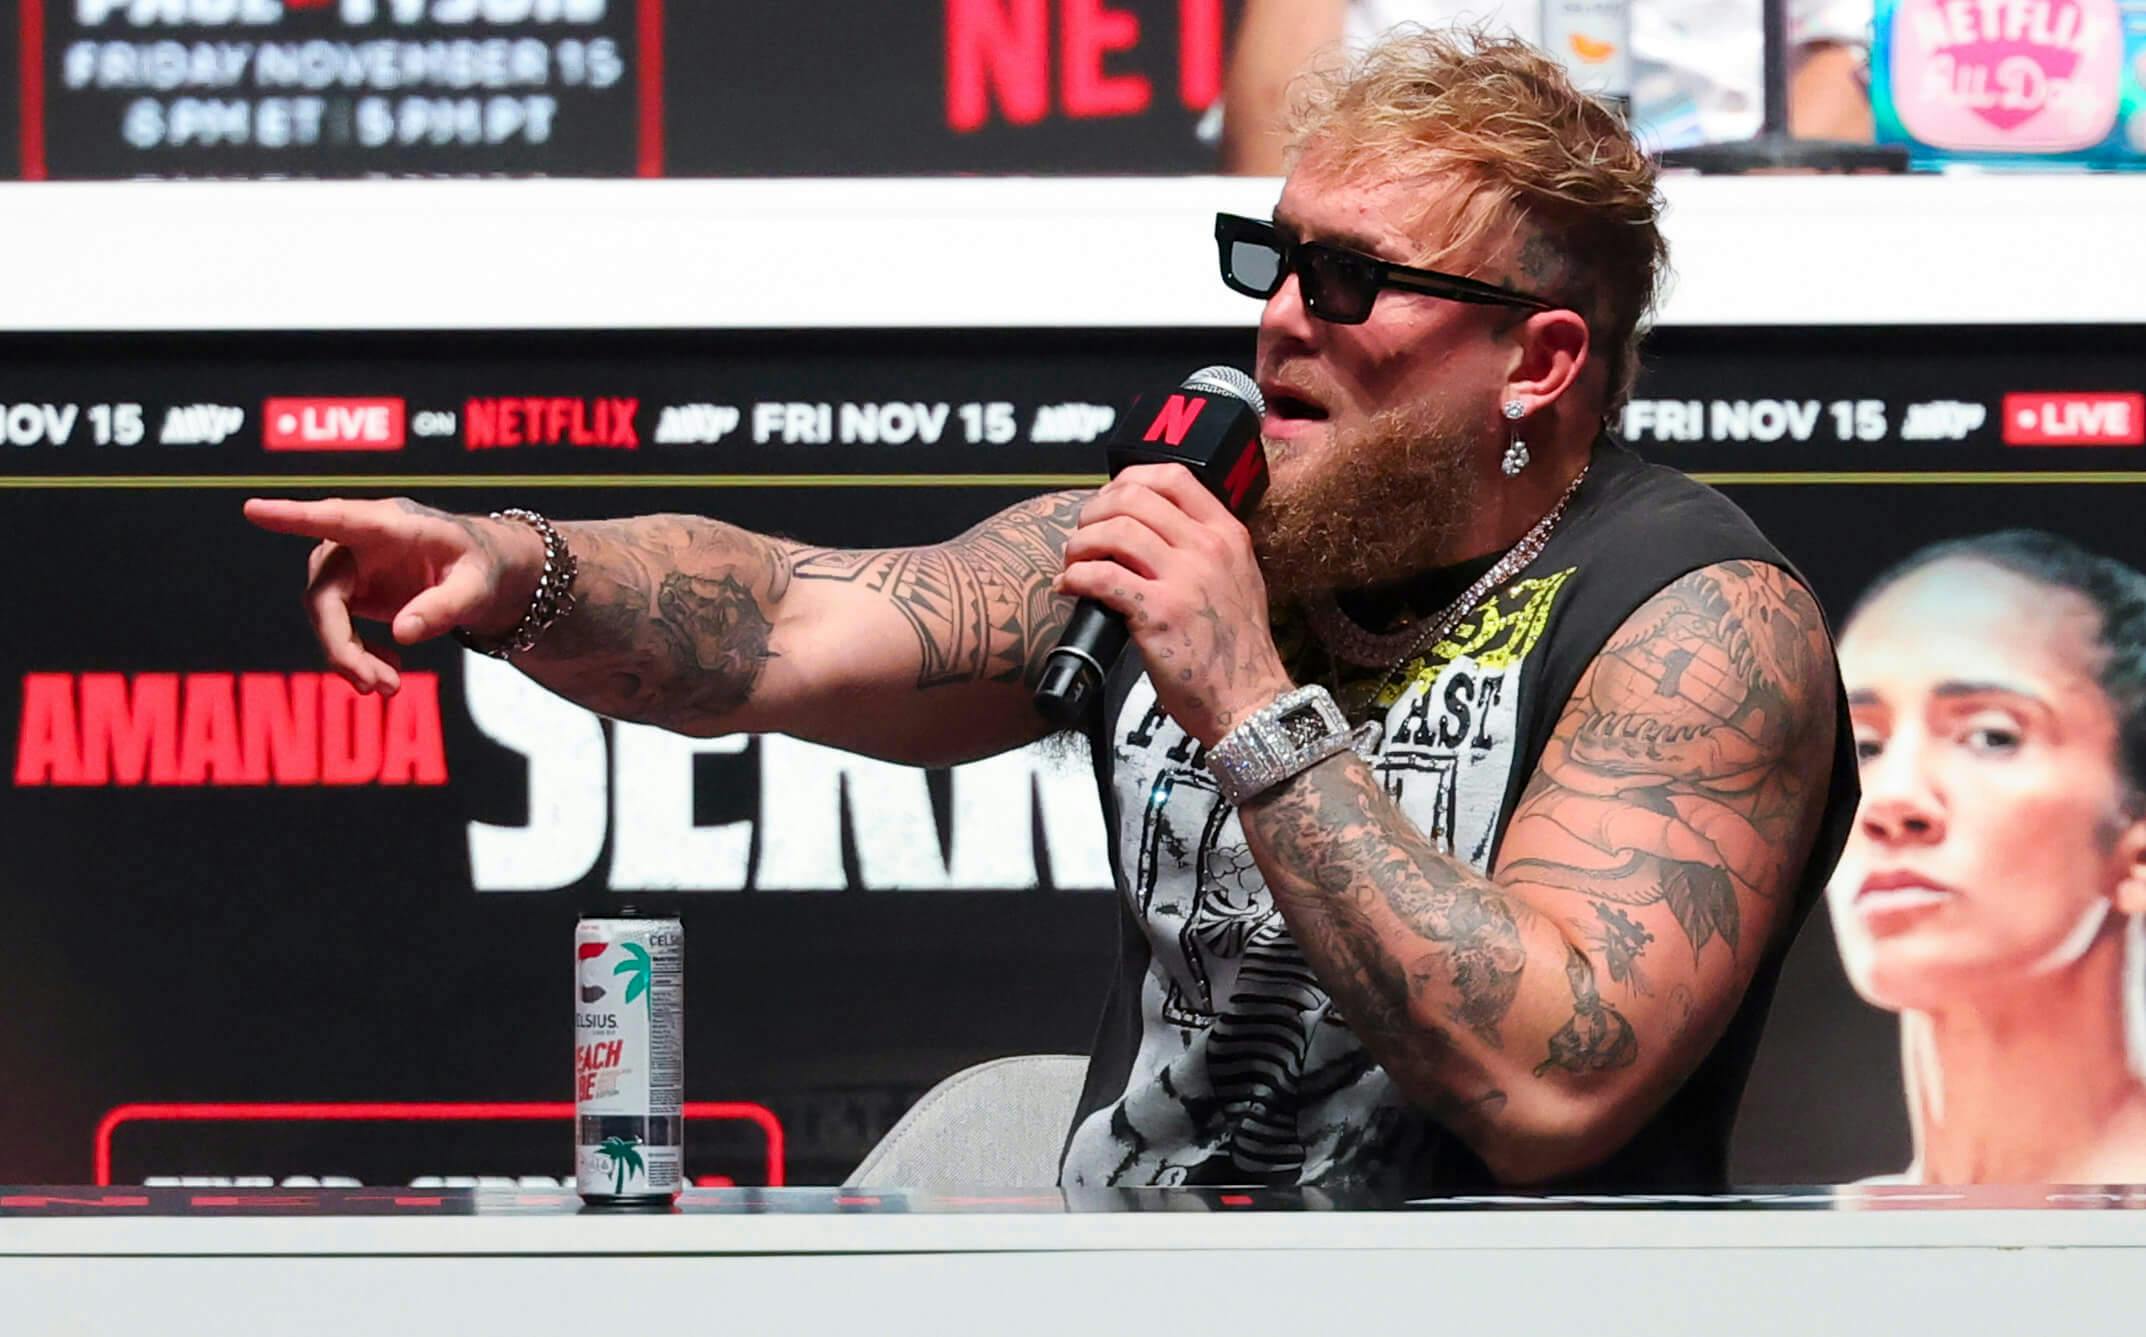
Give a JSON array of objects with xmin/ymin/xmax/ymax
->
[{"xmin": 1214, "ymin": 212, "xmax": 1556, "ymax": 325}]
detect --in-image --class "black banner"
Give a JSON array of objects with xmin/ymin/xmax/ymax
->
[{"xmin": 6, "ymin": 323, "xmax": 2146, "ymax": 1188}]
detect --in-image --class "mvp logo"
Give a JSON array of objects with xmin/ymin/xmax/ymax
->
[
  {"xmin": 263, "ymin": 398, "xmax": 406, "ymax": 452},
  {"xmin": 465, "ymin": 398, "xmax": 639, "ymax": 449},
  {"xmin": 14, "ymin": 673, "xmax": 447, "ymax": 787},
  {"xmin": 2002, "ymin": 393, "xmax": 2145, "ymax": 446},
  {"xmin": 1030, "ymin": 403, "xmax": 1115, "ymax": 444},
  {"xmin": 653, "ymin": 404, "xmax": 742, "ymax": 445},
  {"xmin": 160, "ymin": 404, "xmax": 245, "ymax": 446}
]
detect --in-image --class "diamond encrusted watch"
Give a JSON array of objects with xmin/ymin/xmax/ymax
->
[{"xmin": 1205, "ymin": 685, "xmax": 1355, "ymax": 805}]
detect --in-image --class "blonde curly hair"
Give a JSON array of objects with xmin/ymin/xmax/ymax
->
[{"xmin": 1286, "ymin": 26, "xmax": 1667, "ymax": 416}]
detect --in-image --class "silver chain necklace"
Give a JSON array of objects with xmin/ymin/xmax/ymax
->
[{"xmin": 1305, "ymin": 462, "xmax": 1590, "ymax": 715}]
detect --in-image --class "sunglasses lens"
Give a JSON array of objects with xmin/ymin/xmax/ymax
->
[
  {"xmin": 1226, "ymin": 237, "xmax": 1283, "ymax": 296},
  {"xmin": 1300, "ymin": 247, "xmax": 1375, "ymax": 323}
]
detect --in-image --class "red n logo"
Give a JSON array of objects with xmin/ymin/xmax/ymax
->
[
  {"xmin": 1222, "ymin": 448, "xmax": 1262, "ymax": 510},
  {"xmin": 1143, "ymin": 394, "xmax": 1207, "ymax": 447}
]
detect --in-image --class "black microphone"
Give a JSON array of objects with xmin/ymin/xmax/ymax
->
[{"xmin": 1033, "ymin": 366, "xmax": 1269, "ymax": 726}]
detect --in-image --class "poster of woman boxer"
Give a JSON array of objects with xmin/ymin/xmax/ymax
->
[{"xmin": 1821, "ymin": 531, "xmax": 2146, "ymax": 1183}]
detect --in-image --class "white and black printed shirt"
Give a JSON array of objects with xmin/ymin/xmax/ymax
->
[{"xmin": 1058, "ymin": 441, "xmax": 1857, "ymax": 1194}]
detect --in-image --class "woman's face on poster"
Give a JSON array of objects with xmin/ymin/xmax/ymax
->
[{"xmin": 1827, "ymin": 558, "xmax": 2138, "ymax": 1012}]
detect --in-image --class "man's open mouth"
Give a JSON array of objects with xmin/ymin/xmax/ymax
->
[
  {"xmin": 1269, "ymin": 393, "xmax": 1328, "ymax": 421},
  {"xmin": 1261, "ymin": 383, "xmax": 1330, "ymax": 423}
]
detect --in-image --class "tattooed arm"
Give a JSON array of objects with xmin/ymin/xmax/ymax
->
[
  {"xmin": 508, "ymin": 493, "xmax": 1090, "ymax": 764},
  {"xmin": 1236, "ymin": 561, "xmax": 1838, "ymax": 1182},
  {"xmin": 248, "ymin": 490, "xmax": 1088, "ymax": 767}
]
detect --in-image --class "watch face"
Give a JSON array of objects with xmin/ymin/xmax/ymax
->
[{"xmin": 1279, "ymin": 706, "xmax": 1327, "ymax": 748}]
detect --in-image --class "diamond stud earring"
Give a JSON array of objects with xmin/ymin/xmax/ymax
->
[{"xmin": 1501, "ymin": 401, "xmax": 1529, "ymax": 477}]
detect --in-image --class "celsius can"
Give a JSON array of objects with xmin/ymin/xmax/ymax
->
[{"xmin": 574, "ymin": 913, "xmax": 684, "ymax": 1206}]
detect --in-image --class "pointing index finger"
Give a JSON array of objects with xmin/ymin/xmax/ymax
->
[{"xmin": 243, "ymin": 497, "xmax": 407, "ymax": 546}]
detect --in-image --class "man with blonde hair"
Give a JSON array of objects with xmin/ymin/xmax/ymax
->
[{"xmin": 249, "ymin": 29, "xmax": 1856, "ymax": 1192}]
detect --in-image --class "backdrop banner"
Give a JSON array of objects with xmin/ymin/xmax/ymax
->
[{"xmin": 6, "ymin": 323, "xmax": 2145, "ymax": 1187}]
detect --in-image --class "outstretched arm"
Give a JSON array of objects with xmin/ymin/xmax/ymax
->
[
  {"xmin": 1237, "ymin": 561, "xmax": 1837, "ymax": 1181},
  {"xmin": 249, "ymin": 490, "xmax": 1092, "ymax": 768},
  {"xmin": 502, "ymin": 492, "xmax": 1095, "ymax": 764}
]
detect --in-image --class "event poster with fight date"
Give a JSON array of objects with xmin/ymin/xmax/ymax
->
[
  {"xmin": 20, "ymin": 0, "xmax": 652, "ymax": 178},
  {"xmin": 4, "ymin": 323, "xmax": 2146, "ymax": 1191},
  {"xmin": 8, "ymin": 0, "xmax": 1228, "ymax": 179}
]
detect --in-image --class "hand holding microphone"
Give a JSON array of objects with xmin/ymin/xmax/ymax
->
[{"xmin": 1037, "ymin": 367, "xmax": 1295, "ymax": 744}]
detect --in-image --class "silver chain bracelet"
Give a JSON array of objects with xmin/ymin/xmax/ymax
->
[{"xmin": 453, "ymin": 508, "xmax": 579, "ymax": 659}]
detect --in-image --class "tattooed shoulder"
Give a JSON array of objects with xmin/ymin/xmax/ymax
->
[{"xmin": 1502, "ymin": 560, "xmax": 1835, "ymax": 974}]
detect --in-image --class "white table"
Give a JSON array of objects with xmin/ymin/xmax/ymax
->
[{"xmin": 6, "ymin": 1185, "xmax": 2145, "ymax": 1336}]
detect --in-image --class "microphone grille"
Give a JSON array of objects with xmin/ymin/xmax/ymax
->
[{"xmin": 1182, "ymin": 365, "xmax": 1264, "ymax": 417}]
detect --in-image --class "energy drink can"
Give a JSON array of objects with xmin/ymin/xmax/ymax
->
[{"xmin": 574, "ymin": 913, "xmax": 684, "ymax": 1206}]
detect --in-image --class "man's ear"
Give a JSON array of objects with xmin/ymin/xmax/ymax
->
[
  {"xmin": 2113, "ymin": 817, "xmax": 2146, "ymax": 916},
  {"xmin": 1502, "ymin": 308, "xmax": 1591, "ymax": 417}
]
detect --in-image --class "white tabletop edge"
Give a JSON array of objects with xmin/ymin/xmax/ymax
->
[{"xmin": 8, "ymin": 1206, "xmax": 2146, "ymax": 1257}]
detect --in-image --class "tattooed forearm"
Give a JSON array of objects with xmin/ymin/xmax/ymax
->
[
  {"xmin": 510, "ymin": 514, "xmax": 793, "ymax": 731},
  {"xmin": 1289, "ymin": 868, "xmax": 1427, "ymax": 1046},
  {"xmin": 1249, "ymin": 771, "xmax": 1520, "ymax": 1140},
  {"xmin": 791, "ymin": 490, "xmax": 1084, "ymax": 689},
  {"xmin": 497, "ymin": 493, "xmax": 1085, "ymax": 740},
  {"xmin": 647, "ymin": 572, "xmax": 776, "ymax": 718},
  {"xmin": 1245, "ymin": 752, "xmax": 1533, "ymax": 1079}
]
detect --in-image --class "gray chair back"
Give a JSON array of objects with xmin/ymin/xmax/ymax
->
[{"xmin": 844, "ymin": 1054, "xmax": 1089, "ymax": 1190}]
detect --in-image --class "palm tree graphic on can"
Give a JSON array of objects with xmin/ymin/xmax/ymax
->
[
  {"xmin": 614, "ymin": 942, "xmax": 653, "ymax": 1011},
  {"xmin": 594, "ymin": 1136, "xmax": 645, "ymax": 1194}
]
